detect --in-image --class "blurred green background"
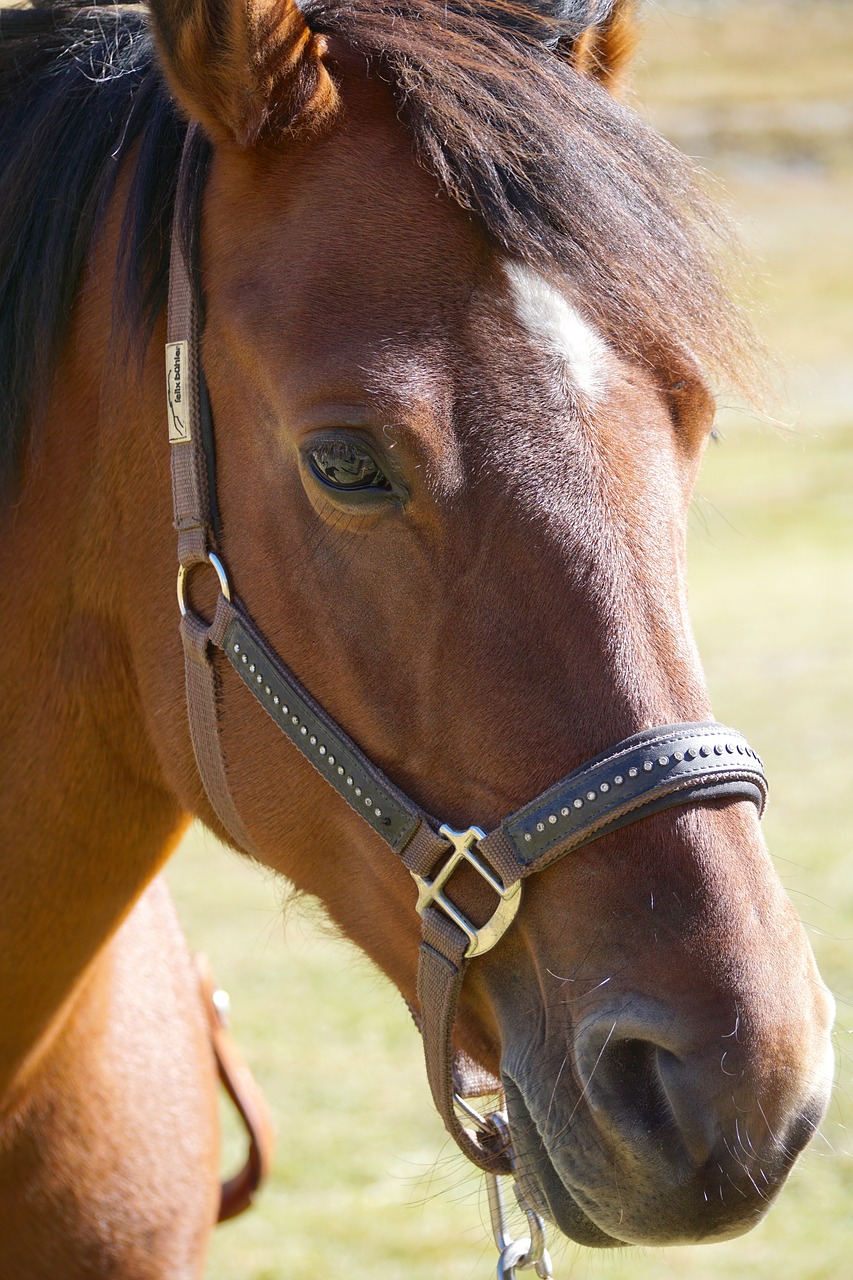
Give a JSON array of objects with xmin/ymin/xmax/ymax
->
[{"xmin": 167, "ymin": 2, "xmax": 853, "ymax": 1275}]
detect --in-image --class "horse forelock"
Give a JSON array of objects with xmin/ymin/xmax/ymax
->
[{"xmin": 302, "ymin": 0, "xmax": 758, "ymax": 381}]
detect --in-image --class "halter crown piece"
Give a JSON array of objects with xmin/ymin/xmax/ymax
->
[{"xmin": 166, "ymin": 127, "xmax": 768, "ymax": 1278}]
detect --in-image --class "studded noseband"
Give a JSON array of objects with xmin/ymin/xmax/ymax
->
[{"xmin": 165, "ymin": 129, "xmax": 768, "ymax": 1184}]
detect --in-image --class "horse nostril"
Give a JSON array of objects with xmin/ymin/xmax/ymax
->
[
  {"xmin": 585, "ymin": 1037, "xmax": 683, "ymax": 1150},
  {"xmin": 655, "ymin": 1046, "xmax": 720, "ymax": 1165},
  {"xmin": 573, "ymin": 1011, "xmax": 718, "ymax": 1170}
]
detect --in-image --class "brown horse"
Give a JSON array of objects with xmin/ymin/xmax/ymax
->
[{"xmin": 0, "ymin": 0, "xmax": 835, "ymax": 1275}]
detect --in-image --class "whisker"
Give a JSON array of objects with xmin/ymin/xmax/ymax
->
[{"xmin": 551, "ymin": 1018, "xmax": 618, "ymax": 1143}]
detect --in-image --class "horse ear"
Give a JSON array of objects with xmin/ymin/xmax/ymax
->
[
  {"xmin": 567, "ymin": 0, "xmax": 640, "ymax": 94},
  {"xmin": 147, "ymin": 0, "xmax": 338, "ymax": 146}
]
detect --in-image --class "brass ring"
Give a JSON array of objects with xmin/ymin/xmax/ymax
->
[{"xmin": 177, "ymin": 552, "xmax": 231, "ymax": 618}]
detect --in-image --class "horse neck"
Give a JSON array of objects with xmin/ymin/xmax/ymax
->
[{"xmin": 0, "ymin": 164, "xmax": 186, "ymax": 1094}]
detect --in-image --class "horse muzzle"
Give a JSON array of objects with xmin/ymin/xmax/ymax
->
[{"xmin": 501, "ymin": 985, "xmax": 835, "ymax": 1248}]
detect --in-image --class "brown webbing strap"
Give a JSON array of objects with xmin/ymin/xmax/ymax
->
[
  {"xmin": 166, "ymin": 154, "xmax": 209, "ymax": 564},
  {"xmin": 418, "ymin": 911, "xmax": 512, "ymax": 1174},
  {"xmin": 167, "ymin": 131, "xmax": 256, "ymax": 856},
  {"xmin": 180, "ymin": 605, "xmax": 257, "ymax": 853}
]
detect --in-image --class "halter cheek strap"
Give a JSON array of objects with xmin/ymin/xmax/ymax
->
[{"xmin": 165, "ymin": 127, "xmax": 768, "ymax": 1178}]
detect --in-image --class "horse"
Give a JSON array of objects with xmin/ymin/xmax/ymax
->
[{"xmin": 0, "ymin": 0, "xmax": 835, "ymax": 1275}]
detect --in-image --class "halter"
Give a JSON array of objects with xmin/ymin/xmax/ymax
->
[{"xmin": 166, "ymin": 127, "xmax": 767, "ymax": 1275}]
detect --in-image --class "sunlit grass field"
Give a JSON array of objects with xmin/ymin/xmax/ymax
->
[{"xmin": 168, "ymin": 3, "xmax": 853, "ymax": 1275}]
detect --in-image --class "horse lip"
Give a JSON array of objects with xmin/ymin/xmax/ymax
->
[{"xmin": 501, "ymin": 1074, "xmax": 622, "ymax": 1249}]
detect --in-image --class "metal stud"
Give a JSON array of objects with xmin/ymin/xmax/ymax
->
[
  {"xmin": 658, "ymin": 756, "xmax": 668, "ymax": 766},
  {"xmin": 536, "ymin": 822, "xmax": 545, "ymax": 832},
  {"xmin": 548, "ymin": 815, "xmax": 557, "ymax": 825},
  {"xmin": 673, "ymin": 751, "xmax": 684, "ymax": 762},
  {"xmin": 249, "ymin": 664, "xmax": 255, "ymax": 673},
  {"xmin": 310, "ymin": 735, "xmax": 317, "ymax": 746},
  {"xmin": 687, "ymin": 747, "xmax": 698, "ymax": 759},
  {"xmin": 375, "ymin": 809, "xmax": 382, "ymax": 818},
  {"xmin": 256, "ymin": 675, "xmax": 263, "ymax": 685},
  {"xmin": 365, "ymin": 798, "xmax": 373, "ymax": 807},
  {"xmin": 300, "ymin": 726, "xmax": 307, "ymax": 736},
  {"xmin": 319, "ymin": 745, "xmax": 326, "ymax": 755},
  {"xmin": 628, "ymin": 767, "xmax": 638, "ymax": 778},
  {"xmin": 643, "ymin": 761, "xmax": 653, "ymax": 772},
  {"xmin": 573, "ymin": 798, "xmax": 583, "ymax": 809},
  {"xmin": 700, "ymin": 745, "xmax": 711, "ymax": 756},
  {"xmin": 328, "ymin": 755, "xmax": 336, "ymax": 766},
  {"xmin": 337, "ymin": 766, "xmax": 344, "ymax": 776},
  {"xmin": 355, "ymin": 786, "xmax": 362, "ymax": 796},
  {"xmin": 346, "ymin": 776, "xmax": 353, "ymax": 786},
  {"xmin": 282, "ymin": 705, "xmax": 289, "ymax": 716},
  {"xmin": 233, "ymin": 644, "xmax": 240, "ymax": 653},
  {"xmin": 241, "ymin": 655, "xmax": 248, "ymax": 665},
  {"xmin": 614, "ymin": 775, "xmax": 624, "ymax": 785},
  {"xmin": 291, "ymin": 715, "xmax": 299, "ymax": 725},
  {"xmin": 273, "ymin": 695, "xmax": 280, "ymax": 705},
  {"xmin": 524, "ymin": 833, "xmax": 532, "ymax": 842},
  {"xmin": 600, "ymin": 782, "xmax": 610, "ymax": 793},
  {"xmin": 561, "ymin": 807, "xmax": 570, "ymax": 817},
  {"xmin": 264, "ymin": 685, "xmax": 271, "ymax": 695},
  {"xmin": 586, "ymin": 790, "xmax": 596, "ymax": 801}
]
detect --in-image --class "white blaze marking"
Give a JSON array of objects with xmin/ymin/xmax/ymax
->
[{"xmin": 503, "ymin": 260, "xmax": 609, "ymax": 402}]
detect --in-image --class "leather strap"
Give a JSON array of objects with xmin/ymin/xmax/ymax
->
[
  {"xmin": 196, "ymin": 955, "xmax": 276, "ymax": 1221},
  {"xmin": 480, "ymin": 721, "xmax": 765, "ymax": 886},
  {"xmin": 165, "ymin": 129, "xmax": 770, "ymax": 1178},
  {"xmin": 222, "ymin": 612, "xmax": 423, "ymax": 852}
]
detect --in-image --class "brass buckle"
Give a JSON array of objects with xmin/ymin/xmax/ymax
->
[{"xmin": 412, "ymin": 826, "xmax": 522, "ymax": 958}]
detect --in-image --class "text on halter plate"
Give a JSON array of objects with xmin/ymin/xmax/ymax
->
[{"xmin": 166, "ymin": 340, "xmax": 193, "ymax": 443}]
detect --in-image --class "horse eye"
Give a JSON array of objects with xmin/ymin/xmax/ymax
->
[{"xmin": 308, "ymin": 440, "xmax": 392, "ymax": 492}]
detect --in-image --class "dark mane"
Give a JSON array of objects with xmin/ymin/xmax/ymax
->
[
  {"xmin": 0, "ymin": 0, "xmax": 753, "ymax": 499},
  {"xmin": 0, "ymin": 2, "xmax": 187, "ymax": 493}
]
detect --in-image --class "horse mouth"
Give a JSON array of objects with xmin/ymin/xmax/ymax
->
[
  {"xmin": 501, "ymin": 1076, "xmax": 623, "ymax": 1249},
  {"xmin": 501, "ymin": 1068, "xmax": 822, "ymax": 1250}
]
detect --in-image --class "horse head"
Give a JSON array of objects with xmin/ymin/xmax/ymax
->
[{"xmin": 125, "ymin": 0, "xmax": 834, "ymax": 1249}]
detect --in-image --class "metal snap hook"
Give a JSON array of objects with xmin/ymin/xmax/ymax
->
[
  {"xmin": 456, "ymin": 1096, "xmax": 553, "ymax": 1278},
  {"xmin": 497, "ymin": 1236, "xmax": 531, "ymax": 1278},
  {"xmin": 491, "ymin": 1201, "xmax": 554, "ymax": 1279},
  {"xmin": 486, "ymin": 1163, "xmax": 553, "ymax": 1280}
]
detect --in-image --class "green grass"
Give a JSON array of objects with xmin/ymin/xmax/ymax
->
[{"xmin": 167, "ymin": 3, "xmax": 853, "ymax": 1275}]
